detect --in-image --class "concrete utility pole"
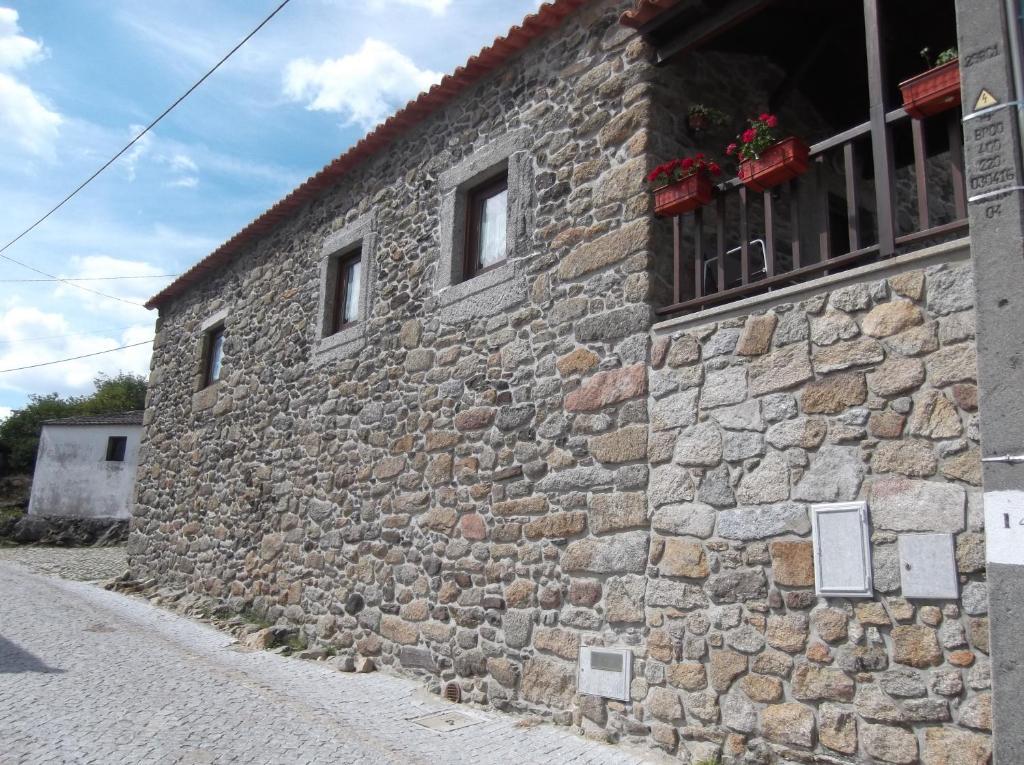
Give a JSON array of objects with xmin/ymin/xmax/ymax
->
[{"xmin": 956, "ymin": 0, "xmax": 1024, "ymax": 761}]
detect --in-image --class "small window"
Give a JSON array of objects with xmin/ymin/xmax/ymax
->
[
  {"xmin": 105, "ymin": 436, "xmax": 127, "ymax": 462},
  {"xmin": 204, "ymin": 325, "xmax": 225, "ymax": 387},
  {"xmin": 331, "ymin": 250, "xmax": 362, "ymax": 334},
  {"xmin": 464, "ymin": 173, "xmax": 508, "ymax": 280}
]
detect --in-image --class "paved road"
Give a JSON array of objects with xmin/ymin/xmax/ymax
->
[
  {"xmin": 0, "ymin": 560, "xmax": 652, "ymax": 765},
  {"xmin": 0, "ymin": 545, "xmax": 126, "ymax": 581}
]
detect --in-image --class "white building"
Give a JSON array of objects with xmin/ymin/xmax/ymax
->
[{"xmin": 28, "ymin": 411, "xmax": 144, "ymax": 520}]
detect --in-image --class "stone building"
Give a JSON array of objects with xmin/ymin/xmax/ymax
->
[{"xmin": 131, "ymin": 0, "xmax": 1005, "ymax": 761}]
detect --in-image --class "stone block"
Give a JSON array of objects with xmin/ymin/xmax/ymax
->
[
  {"xmin": 717, "ymin": 503, "xmax": 810, "ymax": 541},
  {"xmin": 766, "ymin": 417, "xmax": 827, "ymax": 449},
  {"xmin": 605, "ymin": 574, "xmax": 645, "ymax": 622},
  {"xmin": 921, "ymin": 727, "xmax": 991, "ymax": 765},
  {"xmin": 871, "ymin": 439, "xmax": 938, "ymax": 477},
  {"xmin": 792, "ymin": 663, "xmax": 855, "ymax": 701},
  {"xmin": 819, "ymin": 703, "xmax": 857, "ymax": 755},
  {"xmin": 749, "ymin": 343, "xmax": 814, "ymax": 395},
  {"xmin": 561, "ymin": 532, "xmax": 649, "ymax": 574},
  {"xmin": 870, "ymin": 477, "xmax": 965, "ymax": 533},
  {"xmin": 556, "ymin": 218, "xmax": 647, "ymax": 280},
  {"xmin": 701, "ymin": 366, "xmax": 748, "ymax": 408},
  {"xmin": 766, "ymin": 613, "xmax": 809, "ymax": 653},
  {"xmin": 707, "ymin": 569, "xmax": 767, "ymax": 603},
  {"xmin": 659, "ymin": 538, "xmax": 709, "ymax": 578},
  {"xmin": 589, "ymin": 426, "xmax": 647, "ymax": 463},
  {"xmin": 736, "ymin": 313, "xmax": 777, "ymax": 355},
  {"xmin": 801, "ymin": 372, "xmax": 867, "ymax": 414},
  {"xmin": 813, "ymin": 337, "xmax": 884, "ymax": 373},
  {"xmin": 892, "ymin": 625, "xmax": 943, "ymax": 668},
  {"xmin": 650, "ymin": 502, "xmax": 716, "ymax": 538},
  {"xmin": 589, "ymin": 492, "xmax": 647, "ymax": 534},
  {"xmin": 927, "ymin": 264, "xmax": 975, "ymax": 315},
  {"xmin": 521, "ymin": 657, "xmax": 576, "ymax": 708},
  {"xmin": 533, "ymin": 627, "xmax": 580, "ymax": 661},
  {"xmin": 673, "ymin": 422, "xmax": 722, "ymax": 466},
  {"xmin": 575, "ymin": 305, "xmax": 650, "ymax": 343},
  {"xmin": 741, "ymin": 673, "xmax": 783, "ymax": 702},
  {"xmin": 862, "ymin": 301, "xmax": 924, "ymax": 338},
  {"xmin": 792, "ymin": 445, "xmax": 865, "ymax": 502},
  {"xmin": 646, "ymin": 578, "xmax": 708, "ymax": 609},
  {"xmin": 867, "ymin": 358, "xmax": 926, "ymax": 396},
  {"xmin": 645, "ymin": 686, "xmax": 683, "ymax": 722},
  {"xmin": 761, "ymin": 702, "xmax": 815, "ymax": 748},
  {"xmin": 667, "ymin": 661, "xmax": 706, "ymax": 690},
  {"xmin": 650, "ymin": 388, "xmax": 699, "ymax": 431},
  {"xmin": 649, "ymin": 464, "xmax": 695, "ymax": 507},
  {"xmin": 565, "ymin": 364, "xmax": 646, "ymax": 412},
  {"xmin": 709, "ymin": 650, "xmax": 747, "ymax": 691},
  {"xmin": 770, "ymin": 540, "xmax": 814, "ymax": 586},
  {"xmin": 523, "ymin": 512, "xmax": 586, "ymax": 540},
  {"xmin": 909, "ymin": 390, "xmax": 963, "ymax": 439},
  {"xmin": 863, "ymin": 723, "xmax": 919, "ymax": 764},
  {"xmin": 735, "ymin": 453, "xmax": 790, "ymax": 504}
]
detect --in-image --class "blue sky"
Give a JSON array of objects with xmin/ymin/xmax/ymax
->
[{"xmin": 0, "ymin": 0, "xmax": 543, "ymax": 419}]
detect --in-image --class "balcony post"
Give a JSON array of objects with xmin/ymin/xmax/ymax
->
[
  {"xmin": 956, "ymin": 0, "xmax": 1024, "ymax": 762},
  {"xmin": 862, "ymin": 0, "xmax": 896, "ymax": 257}
]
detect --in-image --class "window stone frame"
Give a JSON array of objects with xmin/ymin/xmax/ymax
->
[
  {"xmin": 435, "ymin": 130, "xmax": 532, "ymax": 323},
  {"xmin": 314, "ymin": 212, "xmax": 377, "ymax": 362}
]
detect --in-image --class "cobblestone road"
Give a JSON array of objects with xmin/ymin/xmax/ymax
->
[
  {"xmin": 0, "ymin": 545, "xmax": 127, "ymax": 581},
  {"xmin": 0, "ymin": 560, "xmax": 654, "ymax": 765}
]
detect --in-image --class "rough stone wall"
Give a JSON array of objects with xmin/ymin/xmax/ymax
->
[
  {"xmin": 131, "ymin": 2, "xmax": 992, "ymax": 761},
  {"xmin": 645, "ymin": 257, "xmax": 990, "ymax": 763},
  {"xmin": 132, "ymin": 0, "xmax": 663, "ymax": 730}
]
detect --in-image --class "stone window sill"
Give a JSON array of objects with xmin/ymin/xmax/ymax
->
[
  {"xmin": 313, "ymin": 322, "xmax": 367, "ymax": 363},
  {"xmin": 437, "ymin": 261, "xmax": 527, "ymax": 323}
]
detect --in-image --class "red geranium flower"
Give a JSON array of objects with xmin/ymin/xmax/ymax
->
[
  {"xmin": 726, "ymin": 143, "xmax": 738, "ymax": 156},
  {"xmin": 709, "ymin": 162, "xmax": 721, "ymax": 175},
  {"xmin": 742, "ymin": 129, "xmax": 757, "ymax": 143},
  {"xmin": 766, "ymin": 115, "xmax": 779, "ymax": 128}
]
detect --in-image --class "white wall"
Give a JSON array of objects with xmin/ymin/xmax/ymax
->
[{"xmin": 28, "ymin": 424, "xmax": 143, "ymax": 519}]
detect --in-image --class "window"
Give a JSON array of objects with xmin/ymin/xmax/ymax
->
[
  {"xmin": 105, "ymin": 436, "xmax": 127, "ymax": 462},
  {"xmin": 464, "ymin": 173, "xmax": 508, "ymax": 279},
  {"xmin": 204, "ymin": 325, "xmax": 225, "ymax": 387},
  {"xmin": 331, "ymin": 250, "xmax": 362, "ymax": 334}
]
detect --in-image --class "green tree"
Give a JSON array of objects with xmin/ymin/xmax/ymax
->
[{"xmin": 0, "ymin": 373, "xmax": 147, "ymax": 476}]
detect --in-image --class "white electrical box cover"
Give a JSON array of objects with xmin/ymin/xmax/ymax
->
[
  {"xmin": 577, "ymin": 647, "xmax": 632, "ymax": 702},
  {"xmin": 898, "ymin": 533, "xmax": 959, "ymax": 599},
  {"xmin": 811, "ymin": 501, "xmax": 873, "ymax": 598}
]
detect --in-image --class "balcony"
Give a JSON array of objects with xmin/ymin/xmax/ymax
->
[{"xmin": 643, "ymin": 0, "xmax": 968, "ymax": 317}]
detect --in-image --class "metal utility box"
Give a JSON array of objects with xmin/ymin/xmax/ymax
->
[
  {"xmin": 898, "ymin": 533, "xmax": 959, "ymax": 599},
  {"xmin": 577, "ymin": 647, "xmax": 632, "ymax": 702},
  {"xmin": 811, "ymin": 501, "xmax": 873, "ymax": 598}
]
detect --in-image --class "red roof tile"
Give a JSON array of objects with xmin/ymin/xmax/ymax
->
[
  {"xmin": 618, "ymin": 0, "xmax": 681, "ymax": 29},
  {"xmin": 146, "ymin": 0, "xmax": 592, "ymax": 310}
]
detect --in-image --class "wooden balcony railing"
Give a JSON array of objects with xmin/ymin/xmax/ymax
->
[{"xmin": 658, "ymin": 107, "xmax": 969, "ymax": 317}]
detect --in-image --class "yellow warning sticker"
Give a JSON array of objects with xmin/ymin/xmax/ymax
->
[{"xmin": 976, "ymin": 89, "xmax": 999, "ymax": 110}]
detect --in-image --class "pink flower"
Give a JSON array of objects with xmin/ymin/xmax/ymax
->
[
  {"xmin": 742, "ymin": 129, "xmax": 757, "ymax": 144},
  {"xmin": 766, "ymin": 115, "xmax": 779, "ymax": 128},
  {"xmin": 725, "ymin": 143, "xmax": 738, "ymax": 156},
  {"xmin": 708, "ymin": 162, "xmax": 721, "ymax": 175},
  {"xmin": 759, "ymin": 112, "xmax": 771, "ymax": 122}
]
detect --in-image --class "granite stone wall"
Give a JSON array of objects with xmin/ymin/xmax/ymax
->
[
  {"xmin": 131, "ymin": 1, "xmax": 991, "ymax": 760},
  {"xmin": 644, "ymin": 256, "xmax": 989, "ymax": 763}
]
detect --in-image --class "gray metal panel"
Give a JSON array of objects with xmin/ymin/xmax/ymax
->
[
  {"xmin": 898, "ymin": 533, "xmax": 959, "ymax": 599},
  {"xmin": 811, "ymin": 501, "xmax": 873, "ymax": 598}
]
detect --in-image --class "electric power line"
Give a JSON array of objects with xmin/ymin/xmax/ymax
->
[
  {"xmin": 0, "ymin": 275, "xmax": 179, "ymax": 283},
  {"xmin": 0, "ymin": 340, "xmax": 153, "ymax": 374},
  {"xmin": 0, "ymin": 325, "xmax": 142, "ymax": 347},
  {"xmin": 0, "ymin": 0, "xmax": 294, "ymax": 306}
]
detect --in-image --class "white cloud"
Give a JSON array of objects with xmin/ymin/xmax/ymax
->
[
  {"xmin": 0, "ymin": 8, "xmax": 43, "ymax": 70},
  {"xmin": 122, "ymin": 124, "xmax": 152, "ymax": 181},
  {"xmin": 0, "ymin": 405, "xmax": 11, "ymax": 422},
  {"xmin": 283, "ymin": 38, "xmax": 442, "ymax": 129},
  {"xmin": 0, "ymin": 304, "xmax": 154, "ymax": 400},
  {"xmin": 0, "ymin": 8, "xmax": 60, "ymax": 159}
]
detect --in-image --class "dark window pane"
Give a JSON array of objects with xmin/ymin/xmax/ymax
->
[
  {"xmin": 206, "ymin": 328, "xmax": 224, "ymax": 386},
  {"xmin": 106, "ymin": 436, "xmax": 127, "ymax": 462},
  {"xmin": 331, "ymin": 251, "xmax": 362, "ymax": 334},
  {"xmin": 465, "ymin": 174, "xmax": 508, "ymax": 279}
]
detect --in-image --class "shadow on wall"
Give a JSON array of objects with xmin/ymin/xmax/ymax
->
[{"xmin": 0, "ymin": 635, "xmax": 64, "ymax": 674}]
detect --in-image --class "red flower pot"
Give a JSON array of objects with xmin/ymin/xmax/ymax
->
[
  {"xmin": 900, "ymin": 59, "xmax": 961, "ymax": 119},
  {"xmin": 738, "ymin": 137, "xmax": 810, "ymax": 192},
  {"xmin": 653, "ymin": 170, "xmax": 714, "ymax": 216}
]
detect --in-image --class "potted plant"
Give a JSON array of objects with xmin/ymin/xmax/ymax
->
[
  {"xmin": 727, "ymin": 113, "xmax": 810, "ymax": 193},
  {"xmin": 900, "ymin": 47, "xmax": 960, "ymax": 119},
  {"xmin": 647, "ymin": 154, "xmax": 722, "ymax": 216},
  {"xmin": 687, "ymin": 104, "xmax": 729, "ymax": 134}
]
